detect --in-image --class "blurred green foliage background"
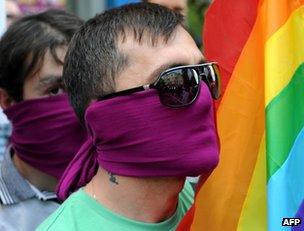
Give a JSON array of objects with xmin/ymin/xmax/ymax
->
[{"xmin": 187, "ymin": 0, "xmax": 211, "ymax": 49}]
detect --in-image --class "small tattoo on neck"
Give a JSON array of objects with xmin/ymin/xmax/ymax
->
[{"xmin": 108, "ymin": 172, "xmax": 119, "ymax": 185}]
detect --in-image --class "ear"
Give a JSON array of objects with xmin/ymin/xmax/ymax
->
[{"xmin": 0, "ymin": 88, "xmax": 14, "ymax": 109}]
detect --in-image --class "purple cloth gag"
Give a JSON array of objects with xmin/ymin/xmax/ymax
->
[
  {"xmin": 57, "ymin": 83, "xmax": 219, "ymax": 200},
  {"xmin": 4, "ymin": 94, "xmax": 88, "ymax": 179}
]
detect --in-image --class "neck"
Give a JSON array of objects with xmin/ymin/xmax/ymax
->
[
  {"xmin": 12, "ymin": 152, "xmax": 58, "ymax": 192},
  {"xmin": 84, "ymin": 167, "xmax": 185, "ymax": 223}
]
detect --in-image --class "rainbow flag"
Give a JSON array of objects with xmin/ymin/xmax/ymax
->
[{"xmin": 177, "ymin": 0, "xmax": 304, "ymax": 230}]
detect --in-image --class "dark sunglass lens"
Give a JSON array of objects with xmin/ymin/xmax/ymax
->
[
  {"xmin": 212, "ymin": 64, "xmax": 221, "ymax": 99},
  {"xmin": 157, "ymin": 68, "xmax": 200, "ymax": 107},
  {"xmin": 202, "ymin": 64, "xmax": 221, "ymax": 99}
]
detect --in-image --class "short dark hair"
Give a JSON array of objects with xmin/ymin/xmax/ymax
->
[
  {"xmin": 0, "ymin": 9, "xmax": 84, "ymax": 102},
  {"xmin": 63, "ymin": 3, "xmax": 184, "ymax": 121}
]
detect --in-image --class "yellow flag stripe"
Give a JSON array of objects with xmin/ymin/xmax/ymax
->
[{"xmin": 265, "ymin": 6, "xmax": 304, "ymax": 105}]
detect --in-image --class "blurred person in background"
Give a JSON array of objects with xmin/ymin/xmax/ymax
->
[
  {"xmin": 5, "ymin": 0, "xmax": 22, "ymax": 27},
  {"xmin": 0, "ymin": 0, "xmax": 22, "ymax": 160},
  {"xmin": 0, "ymin": 9, "xmax": 87, "ymax": 231},
  {"xmin": 142, "ymin": 0, "xmax": 207, "ymax": 49},
  {"xmin": 0, "ymin": 108, "xmax": 10, "ymax": 159},
  {"xmin": 38, "ymin": 3, "xmax": 220, "ymax": 231}
]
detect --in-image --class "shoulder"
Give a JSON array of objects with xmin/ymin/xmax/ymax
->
[
  {"xmin": 36, "ymin": 201, "xmax": 71, "ymax": 231},
  {"xmin": 0, "ymin": 198, "xmax": 59, "ymax": 231},
  {"xmin": 37, "ymin": 190, "xmax": 88, "ymax": 231},
  {"xmin": 178, "ymin": 180, "xmax": 195, "ymax": 212},
  {"xmin": 180, "ymin": 180, "xmax": 195, "ymax": 200},
  {"xmin": 37, "ymin": 195, "xmax": 80, "ymax": 231}
]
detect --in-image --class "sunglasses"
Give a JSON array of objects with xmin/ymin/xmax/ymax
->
[{"xmin": 98, "ymin": 62, "xmax": 221, "ymax": 108}]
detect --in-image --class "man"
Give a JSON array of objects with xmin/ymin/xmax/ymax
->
[
  {"xmin": 38, "ymin": 3, "xmax": 220, "ymax": 231},
  {"xmin": 143, "ymin": 0, "xmax": 187, "ymax": 16},
  {"xmin": 0, "ymin": 10, "xmax": 87, "ymax": 230}
]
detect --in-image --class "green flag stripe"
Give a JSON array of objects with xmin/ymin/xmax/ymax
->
[{"xmin": 266, "ymin": 63, "xmax": 304, "ymax": 181}]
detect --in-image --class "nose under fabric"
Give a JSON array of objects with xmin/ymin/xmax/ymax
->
[{"xmin": 57, "ymin": 84, "xmax": 219, "ymax": 200}]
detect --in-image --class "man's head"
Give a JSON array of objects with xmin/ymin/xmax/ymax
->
[
  {"xmin": 5, "ymin": 0, "xmax": 22, "ymax": 27},
  {"xmin": 0, "ymin": 9, "xmax": 83, "ymax": 108},
  {"xmin": 142, "ymin": 0, "xmax": 188, "ymax": 16},
  {"xmin": 0, "ymin": 10, "xmax": 88, "ymax": 180},
  {"xmin": 58, "ymin": 3, "xmax": 220, "ymax": 200},
  {"xmin": 64, "ymin": 3, "xmax": 203, "ymax": 121}
]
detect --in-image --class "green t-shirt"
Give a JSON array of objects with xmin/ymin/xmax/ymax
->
[{"xmin": 37, "ymin": 181, "xmax": 194, "ymax": 231}]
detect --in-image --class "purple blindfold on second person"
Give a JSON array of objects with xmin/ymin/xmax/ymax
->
[{"xmin": 4, "ymin": 94, "xmax": 88, "ymax": 179}]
